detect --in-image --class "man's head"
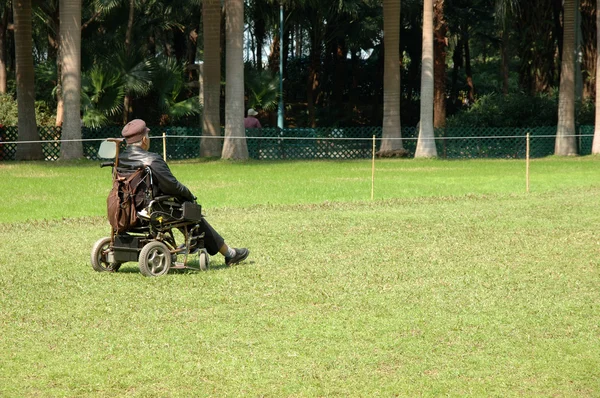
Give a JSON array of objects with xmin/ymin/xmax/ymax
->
[
  {"xmin": 247, "ymin": 108, "xmax": 258, "ymax": 117},
  {"xmin": 122, "ymin": 119, "xmax": 150, "ymax": 149}
]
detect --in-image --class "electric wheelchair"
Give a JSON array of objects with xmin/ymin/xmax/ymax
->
[{"xmin": 90, "ymin": 138, "xmax": 209, "ymax": 277}]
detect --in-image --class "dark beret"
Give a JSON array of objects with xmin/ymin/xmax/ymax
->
[{"xmin": 121, "ymin": 119, "xmax": 150, "ymax": 144}]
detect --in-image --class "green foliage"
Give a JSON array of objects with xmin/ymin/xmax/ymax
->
[
  {"xmin": 34, "ymin": 100, "xmax": 57, "ymax": 126},
  {"xmin": 81, "ymin": 66, "xmax": 125, "ymax": 127},
  {"xmin": 0, "ymin": 94, "xmax": 55, "ymax": 126},
  {"xmin": 447, "ymin": 92, "xmax": 559, "ymax": 127},
  {"xmin": 576, "ymin": 97, "xmax": 595, "ymax": 125},
  {"xmin": 244, "ymin": 63, "xmax": 279, "ymax": 112},
  {"xmin": 151, "ymin": 56, "xmax": 201, "ymax": 124},
  {"xmin": 0, "ymin": 94, "xmax": 18, "ymax": 126}
]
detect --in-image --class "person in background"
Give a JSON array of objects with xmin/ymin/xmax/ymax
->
[
  {"xmin": 118, "ymin": 119, "xmax": 250, "ymax": 266},
  {"xmin": 244, "ymin": 108, "xmax": 262, "ymax": 129}
]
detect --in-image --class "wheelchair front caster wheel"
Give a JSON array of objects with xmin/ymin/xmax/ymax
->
[
  {"xmin": 139, "ymin": 241, "xmax": 172, "ymax": 277},
  {"xmin": 198, "ymin": 250, "xmax": 210, "ymax": 271},
  {"xmin": 91, "ymin": 237, "xmax": 122, "ymax": 272}
]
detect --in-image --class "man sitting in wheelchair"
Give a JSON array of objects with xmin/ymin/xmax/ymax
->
[{"xmin": 118, "ymin": 119, "xmax": 249, "ymax": 266}]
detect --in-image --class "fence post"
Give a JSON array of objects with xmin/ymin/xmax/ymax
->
[
  {"xmin": 162, "ymin": 132, "xmax": 167, "ymax": 162},
  {"xmin": 371, "ymin": 135, "xmax": 376, "ymax": 200},
  {"xmin": 526, "ymin": 132, "xmax": 530, "ymax": 193}
]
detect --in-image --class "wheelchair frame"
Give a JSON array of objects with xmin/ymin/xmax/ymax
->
[{"xmin": 90, "ymin": 138, "xmax": 210, "ymax": 276}]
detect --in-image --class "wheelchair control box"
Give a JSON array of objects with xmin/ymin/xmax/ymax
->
[{"xmin": 182, "ymin": 202, "xmax": 202, "ymax": 221}]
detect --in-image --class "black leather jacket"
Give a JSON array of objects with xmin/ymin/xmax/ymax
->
[{"xmin": 117, "ymin": 146, "xmax": 196, "ymax": 202}]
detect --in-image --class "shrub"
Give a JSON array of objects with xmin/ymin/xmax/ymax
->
[
  {"xmin": 0, "ymin": 94, "xmax": 18, "ymax": 126},
  {"xmin": 0, "ymin": 94, "xmax": 56, "ymax": 126},
  {"xmin": 447, "ymin": 92, "xmax": 559, "ymax": 128}
]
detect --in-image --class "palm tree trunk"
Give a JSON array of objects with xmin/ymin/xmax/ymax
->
[
  {"xmin": 463, "ymin": 24, "xmax": 475, "ymax": 104},
  {"xmin": 222, "ymin": 0, "xmax": 248, "ymax": 159},
  {"xmin": 433, "ymin": 0, "xmax": 447, "ymax": 129},
  {"xmin": 591, "ymin": 0, "xmax": 600, "ymax": 153},
  {"xmin": 55, "ymin": 36, "xmax": 64, "ymax": 127},
  {"xmin": 556, "ymin": 0, "xmax": 578, "ymax": 155},
  {"xmin": 122, "ymin": 0, "xmax": 135, "ymax": 124},
  {"xmin": 415, "ymin": 0, "xmax": 437, "ymax": 158},
  {"xmin": 0, "ymin": 7, "xmax": 8, "ymax": 93},
  {"xmin": 201, "ymin": 0, "xmax": 223, "ymax": 157},
  {"xmin": 13, "ymin": 0, "xmax": 43, "ymax": 160},
  {"xmin": 59, "ymin": 0, "xmax": 83, "ymax": 159},
  {"xmin": 500, "ymin": 28, "xmax": 509, "ymax": 94},
  {"xmin": 379, "ymin": 0, "xmax": 403, "ymax": 154}
]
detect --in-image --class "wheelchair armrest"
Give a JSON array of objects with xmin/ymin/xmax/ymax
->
[{"xmin": 153, "ymin": 195, "xmax": 177, "ymax": 202}]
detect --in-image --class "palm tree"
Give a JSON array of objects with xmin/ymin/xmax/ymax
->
[
  {"xmin": 555, "ymin": 0, "xmax": 577, "ymax": 156},
  {"xmin": 495, "ymin": 0, "xmax": 520, "ymax": 95},
  {"xmin": 222, "ymin": 0, "xmax": 248, "ymax": 159},
  {"xmin": 122, "ymin": 0, "xmax": 135, "ymax": 123},
  {"xmin": 592, "ymin": 0, "xmax": 600, "ymax": 154},
  {"xmin": 378, "ymin": 0, "xmax": 403, "ymax": 155},
  {"xmin": 13, "ymin": 0, "xmax": 43, "ymax": 160},
  {"xmin": 415, "ymin": 0, "xmax": 437, "ymax": 158},
  {"xmin": 0, "ymin": 1, "xmax": 10, "ymax": 94},
  {"xmin": 152, "ymin": 56, "xmax": 201, "ymax": 123},
  {"xmin": 433, "ymin": 0, "xmax": 447, "ymax": 128},
  {"xmin": 201, "ymin": 0, "xmax": 222, "ymax": 158},
  {"xmin": 81, "ymin": 65, "xmax": 124, "ymax": 127},
  {"xmin": 59, "ymin": 0, "xmax": 83, "ymax": 159}
]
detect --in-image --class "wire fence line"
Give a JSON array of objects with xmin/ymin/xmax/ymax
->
[{"xmin": 0, "ymin": 125, "xmax": 595, "ymax": 161}]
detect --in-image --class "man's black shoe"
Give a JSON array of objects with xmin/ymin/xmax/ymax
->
[{"xmin": 225, "ymin": 248, "xmax": 249, "ymax": 266}]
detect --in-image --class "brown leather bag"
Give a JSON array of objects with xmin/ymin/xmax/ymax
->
[{"xmin": 107, "ymin": 168, "xmax": 146, "ymax": 233}]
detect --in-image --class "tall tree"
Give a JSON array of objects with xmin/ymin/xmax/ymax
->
[
  {"xmin": 591, "ymin": 0, "xmax": 600, "ymax": 154},
  {"xmin": 59, "ymin": 0, "xmax": 83, "ymax": 159},
  {"xmin": 122, "ymin": 0, "xmax": 135, "ymax": 124},
  {"xmin": 378, "ymin": 0, "xmax": 403, "ymax": 155},
  {"xmin": 222, "ymin": 0, "xmax": 248, "ymax": 159},
  {"xmin": 200, "ymin": 0, "xmax": 222, "ymax": 157},
  {"xmin": 415, "ymin": 0, "xmax": 437, "ymax": 157},
  {"xmin": 555, "ymin": 0, "xmax": 578, "ymax": 155},
  {"xmin": 433, "ymin": 0, "xmax": 446, "ymax": 128},
  {"xmin": 495, "ymin": 0, "xmax": 520, "ymax": 95},
  {"xmin": 13, "ymin": 0, "xmax": 42, "ymax": 160},
  {"xmin": 0, "ymin": 1, "xmax": 9, "ymax": 93}
]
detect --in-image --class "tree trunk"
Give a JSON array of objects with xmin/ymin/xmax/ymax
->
[
  {"xmin": 122, "ymin": 0, "xmax": 135, "ymax": 124},
  {"xmin": 222, "ymin": 0, "xmax": 248, "ymax": 159},
  {"xmin": 433, "ymin": 0, "xmax": 447, "ymax": 129},
  {"xmin": 306, "ymin": 8, "xmax": 322, "ymax": 128},
  {"xmin": 55, "ymin": 35, "xmax": 64, "ymax": 127},
  {"xmin": 0, "ymin": 7, "xmax": 7, "ymax": 94},
  {"xmin": 580, "ymin": 0, "xmax": 596, "ymax": 99},
  {"xmin": 254, "ymin": 8, "xmax": 265, "ymax": 71},
  {"xmin": 463, "ymin": 24, "xmax": 475, "ymax": 104},
  {"xmin": 59, "ymin": 0, "xmax": 83, "ymax": 160},
  {"xmin": 500, "ymin": 28, "xmax": 509, "ymax": 95},
  {"xmin": 13, "ymin": 0, "xmax": 42, "ymax": 160},
  {"xmin": 201, "ymin": 0, "xmax": 223, "ymax": 157},
  {"xmin": 379, "ymin": 0, "xmax": 403, "ymax": 154},
  {"xmin": 592, "ymin": 0, "xmax": 600, "ymax": 153},
  {"xmin": 556, "ymin": 0, "xmax": 578, "ymax": 155},
  {"xmin": 415, "ymin": 0, "xmax": 437, "ymax": 158}
]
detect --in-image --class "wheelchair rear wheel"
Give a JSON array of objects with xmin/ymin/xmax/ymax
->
[
  {"xmin": 139, "ymin": 241, "xmax": 172, "ymax": 277},
  {"xmin": 91, "ymin": 237, "xmax": 122, "ymax": 272}
]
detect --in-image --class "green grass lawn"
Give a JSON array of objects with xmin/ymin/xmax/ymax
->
[{"xmin": 1, "ymin": 157, "xmax": 599, "ymax": 396}]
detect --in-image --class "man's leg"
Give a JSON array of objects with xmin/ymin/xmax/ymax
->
[{"xmin": 197, "ymin": 218, "xmax": 249, "ymax": 265}]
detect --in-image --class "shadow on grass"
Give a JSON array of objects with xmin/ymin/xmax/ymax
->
[{"xmin": 112, "ymin": 260, "xmax": 236, "ymax": 275}]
